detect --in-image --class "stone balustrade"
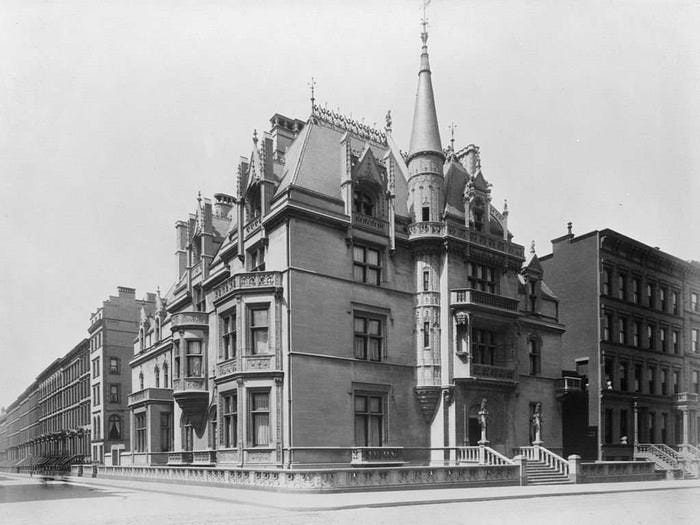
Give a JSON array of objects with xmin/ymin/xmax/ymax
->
[
  {"xmin": 471, "ymin": 363, "xmax": 516, "ymax": 382},
  {"xmin": 173, "ymin": 377, "xmax": 207, "ymax": 393},
  {"xmin": 170, "ymin": 312, "xmax": 209, "ymax": 330},
  {"xmin": 352, "ymin": 214, "xmax": 388, "ymax": 234},
  {"xmin": 216, "ymin": 354, "xmax": 277, "ymax": 379},
  {"xmin": 127, "ymin": 388, "xmax": 173, "ymax": 407},
  {"xmin": 350, "ymin": 447, "xmax": 403, "ymax": 465},
  {"xmin": 450, "ymin": 288, "xmax": 519, "ymax": 312},
  {"xmin": 214, "ymin": 271, "xmax": 283, "ymax": 302}
]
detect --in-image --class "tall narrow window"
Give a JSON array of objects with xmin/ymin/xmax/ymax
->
[
  {"xmin": 672, "ymin": 291, "xmax": 679, "ymax": 315},
  {"xmin": 109, "ymin": 384, "xmax": 120, "ymax": 403},
  {"xmin": 661, "ymin": 369, "xmax": 668, "ymax": 395},
  {"xmin": 173, "ymin": 340, "xmax": 180, "ymax": 379},
  {"xmin": 648, "ymin": 324, "xmax": 655, "ymax": 349},
  {"xmin": 422, "ymin": 206, "xmax": 430, "ymax": 222},
  {"xmin": 473, "ymin": 329, "xmax": 496, "ymax": 365},
  {"xmin": 160, "ymin": 413, "xmax": 171, "ymax": 451},
  {"xmin": 618, "ymin": 273, "xmax": 626, "ymax": 300},
  {"xmin": 528, "ymin": 338, "xmax": 541, "ymax": 375},
  {"xmin": 648, "ymin": 283, "xmax": 656, "ymax": 309},
  {"xmin": 249, "ymin": 307, "xmax": 269, "ymax": 355},
  {"xmin": 660, "ymin": 287, "xmax": 667, "ymax": 312},
  {"xmin": 154, "ymin": 366, "xmax": 160, "ymax": 388},
  {"xmin": 620, "ymin": 409, "xmax": 629, "ymax": 440},
  {"xmin": 632, "ymin": 278, "xmax": 640, "ymax": 304},
  {"xmin": 618, "ymin": 317, "xmax": 626, "ymax": 345},
  {"xmin": 222, "ymin": 392, "xmax": 237, "ymax": 448},
  {"xmin": 693, "ymin": 329, "xmax": 699, "ymax": 353},
  {"xmin": 673, "ymin": 370, "xmax": 680, "ymax": 394},
  {"xmin": 108, "ymin": 415, "xmax": 121, "ymax": 440},
  {"xmin": 634, "ymin": 364, "xmax": 642, "ymax": 393},
  {"xmin": 648, "ymin": 366, "xmax": 656, "ymax": 394},
  {"xmin": 249, "ymin": 391, "xmax": 270, "ymax": 446},
  {"xmin": 422, "ymin": 270, "xmax": 430, "ymax": 292},
  {"xmin": 693, "ymin": 371, "xmax": 700, "ymax": 394},
  {"xmin": 660, "ymin": 328, "xmax": 667, "ymax": 352},
  {"xmin": 354, "ymin": 394, "xmax": 384, "ymax": 446},
  {"xmin": 135, "ymin": 414, "xmax": 146, "ymax": 452},
  {"xmin": 353, "ymin": 245, "xmax": 381, "ymax": 285},
  {"xmin": 619, "ymin": 361, "xmax": 628, "ymax": 391},
  {"xmin": 221, "ymin": 310, "xmax": 237, "ymax": 360},
  {"xmin": 602, "ymin": 268, "xmax": 611, "ymax": 296},
  {"xmin": 603, "ymin": 313, "xmax": 612, "ymax": 342},
  {"xmin": 109, "ymin": 357, "xmax": 119, "ymax": 375},
  {"xmin": 354, "ymin": 314, "xmax": 384, "ymax": 361},
  {"xmin": 163, "ymin": 363, "xmax": 169, "ymax": 388},
  {"xmin": 186, "ymin": 340, "xmax": 203, "ymax": 377},
  {"xmin": 692, "ymin": 292, "xmax": 699, "ymax": 312},
  {"xmin": 673, "ymin": 330, "xmax": 679, "ymax": 354},
  {"xmin": 633, "ymin": 322, "xmax": 640, "ymax": 347}
]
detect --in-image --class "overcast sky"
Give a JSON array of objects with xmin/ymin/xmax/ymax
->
[{"xmin": 1, "ymin": 0, "xmax": 698, "ymax": 409}]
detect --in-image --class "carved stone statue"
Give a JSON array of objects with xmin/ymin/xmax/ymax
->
[
  {"xmin": 531, "ymin": 402, "xmax": 543, "ymax": 445},
  {"xmin": 478, "ymin": 398, "xmax": 489, "ymax": 444}
]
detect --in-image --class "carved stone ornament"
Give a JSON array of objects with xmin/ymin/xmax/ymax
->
[{"xmin": 414, "ymin": 385, "xmax": 442, "ymax": 424}]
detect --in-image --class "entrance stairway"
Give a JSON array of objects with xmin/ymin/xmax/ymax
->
[{"xmin": 525, "ymin": 459, "xmax": 573, "ymax": 485}]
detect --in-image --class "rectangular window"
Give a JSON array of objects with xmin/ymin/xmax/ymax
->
[
  {"xmin": 423, "ymin": 321, "xmax": 430, "ymax": 348},
  {"xmin": 633, "ymin": 322, "xmax": 640, "ymax": 347},
  {"xmin": 186, "ymin": 340, "xmax": 203, "ymax": 376},
  {"xmin": 648, "ymin": 324, "xmax": 655, "ymax": 349},
  {"xmin": 249, "ymin": 307, "xmax": 269, "ymax": 355},
  {"xmin": 109, "ymin": 384, "xmax": 120, "ymax": 403},
  {"xmin": 634, "ymin": 364, "xmax": 642, "ymax": 393},
  {"xmin": 619, "ymin": 361, "xmax": 628, "ymax": 391},
  {"xmin": 473, "ymin": 329, "xmax": 496, "ymax": 365},
  {"xmin": 632, "ymin": 278, "xmax": 640, "ymax": 304},
  {"xmin": 221, "ymin": 311, "xmax": 237, "ymax": 361},
  {"xmin": 661, "ymin": 369, "xmax": 668, "ymax": 395},
  {"xmin": 422, "ymin": 206, "xmax": 430, "ymax": 222},
  {"xmin": 92, "ymin": 357, "xmax": 100, "ymax": 378},
  {"xmin": 693, "ymin": 329, "xmax": 699, "ymax": 353},
  {"xmin": 618, "ymin": 273, "xmax": 626, "ymax": 300},
  {"xmin": 648, "ymin": 283, "xmax": 656, "ymax": 309},
  {"xmin": 693, "ymin": 371, "xmax": 700, "ymax": 394},
  {"xmin": 109, "ymin": 357, "xmax": 119, "ymax": 375},
  {"xmin": 353, "ymin": 245, "xmax": 381, "ymax": 285},
  {"xmin": 354, "ymin": 394, "xmax": 385, "ymax": 446},
  {"xmin": 620, "ymin": 409, "xmax": 629, "ymax": 441},
  {"xmin": 618, "ymin": 317, "xmax": 626, "ymax": 345},
  {"xmin": 529, "ymin": 339, "xmax": 541, "ymax": 375},
  {"xmin": 603, "ymin": 313, "xmax": 612, "ymax": 342},
  {"xmin": 660, "ymin": 327, "xmax": 667, "ymax": 352},
  {"xmin": 673, "ymin": 370, "xmax": 680, "ymax": 394},
  {"xmin": 602, "ymin": 268, "xmax": 611, "ymax": 296},
  {"xmin": 673, "ymin": 330, "xmax": 680, "ymax": 354},
  {"xmin": 604, "ymin": 358, "xmax": 614, "ymax": 389},
  {"xmin": 159, "ymin": 413, "xmax": 171, "ymax": 451},
  {"xmin": 354, "ymin": 314, "xmax": 384, "ymax": 361},
  {"xmin": 93, "ymin": 385, "xmax": 100, "ymax": 406},
  {"xmin": 135, "ymin": 413, "xmax": 146, "ymax": 452},
  {"xmin": 692, "ymin": 292, "xmax": 699, "ymax": 312},
  {"xmin": 468, "ymin": 263, "xmax": 497, "ymax": 294},
  {"xmin": 660, "ymin": 287, "xmax": 667, "ymax": 312},
  {"xmin": 222, "ymin": 393, "xmax": 238, "ymax": 448},
  {"xmin": 422, "ymin": 270, "xmax": 430, "ymax": 292},
  {"xmin": 604, "ymin": 408, "xmax": 613, "ymax": 444},
  {"xmin": 249, "ymin": 391, "xmax": 270, "ymax": 446},
  {"xmin": 648, "ymin": 366, "xmax": 656, "ymax": 394},
  {"xmin": 672, "ymin": 291, "xmax": 679, "ymax": 315}
]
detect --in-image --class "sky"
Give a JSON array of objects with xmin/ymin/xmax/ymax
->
[{"xmin": 1, "ymin": 0, "xmax": 698, "ymax": 409}]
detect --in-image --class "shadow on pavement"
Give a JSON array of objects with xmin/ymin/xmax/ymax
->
[{"xmin": 0, "ymin": 480, "xmax": 114, "ymax": 504}]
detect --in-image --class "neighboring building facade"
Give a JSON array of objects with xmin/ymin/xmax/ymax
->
[
  {"xmin": 2, "ymin": 384, "xmax": 39, "ymax": 467},
  {"xmin": 89, "ymin": 286, "xmax": 155, "ymax": 464},
  {"xmin": 142, "ymin": 25, "xmax": 568, "ymax": 469},
  {"xmin": 540, "ymin": 227, "xmax": 700, "ymax": 459}
]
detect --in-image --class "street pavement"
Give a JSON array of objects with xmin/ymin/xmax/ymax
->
[{"xmin": 1, "ymin": 472, "xmax": 699, "ymax": 524}]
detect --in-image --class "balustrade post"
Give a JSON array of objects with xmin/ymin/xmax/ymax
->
[
  {"xmin": 513, "ymin": 455, "xmax": 527, "ymax": 486},
  {"xmin": 478, "ymin": 444, "xmax": 486, "ymax": 465},
  {"xmin": 568, "ymin": 454, "xmax": 581, "ymax": 484}
]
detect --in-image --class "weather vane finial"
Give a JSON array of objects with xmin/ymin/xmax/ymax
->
[
  {"xmin": 308, "ymin": 77, "xmax": 317, "ymax": 110},
  {"xmin": 449, "ymin": 122, "xmax": 457, "ymax": 151},
  {"xmin": 421, "ymin": 0, "xmax": 431, "ymax": 43}
]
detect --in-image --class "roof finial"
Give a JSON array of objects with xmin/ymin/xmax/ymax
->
[
  {"xmin": 385, "ymin": 109, "xmax": 392, "ymax": 132},
  {"xmin": 567, "ymin": 221, "xmax": 573, "ymax": 235},
  {"xmin": 449, "ymin": 122, "xmax": 457, "ymax": 151},
  {"xmin": 421, "ymin": 0, "xmax": 431, "ymax": 44},
  {"xmin": 197, "ymin": 190, "xmax": 202, "ymax": 206},
  {"xmin": 252, "ymin": 129, "xmax": 258, "ymax": 144},
  {"xmin": 530, "ymin": 240, "xmax": 536, "ymax": 254},
  {"xmin": 156, "ymin": 285, "xmax": 161, "ymax": 297},
  {"xmin": 503, "ymin": 199, "xmax": 508, "ymax": 213},
  {"xmin": 308, "ymin": 77, "xmax": 316, "ymax": 111}
]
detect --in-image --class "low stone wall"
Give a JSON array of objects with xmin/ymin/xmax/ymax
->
[
  {"xmin": 577, "ymin": 461, "xmax": 664, "ymax": 483},
  {"xmin": 70, "ymin": 463, "xmax": 519, "ymax": 492}
]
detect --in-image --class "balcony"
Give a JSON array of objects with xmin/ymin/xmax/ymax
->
[
  {"xmin": 352, "ymin": 214, "xmax": 388, "ymax": 235},
  {"xmin": 216, "ymin": 354, "xmax": 278, "ymax": 380},
  {"xmin": 213, "ymin": 271, "xmax": 283, "ymax": 302},
  {"xmin": 450, "ymin": 288, "xmax": 519, "ymax": 313},
  {"xmin": 674, "ymin": 392, "xmax": 699, "ymax": 405},
  {"xmin": 471, "ymin": 363, "xmax": 516, "ymax": 382},
  {"xmin": 127, "ymin": 388, "xmax": 173, "ymax": 407},
  {"xmin": 172, "ymin": 377, "xmax": 208, "ymax": 415},
  {"xmin": 407, "ymin": 221, "xmax": 444, "ymax": 240},
  {"xmin": 555, "ymin": 376, "xmax": 584, "ymax": 398},
  {"xmin": 170, "ymin": 312, "xmax": 209, "ymax": 331},
  {"xmin": 351, "ymin": 447, "xmax": 404, "ymax": 466}
]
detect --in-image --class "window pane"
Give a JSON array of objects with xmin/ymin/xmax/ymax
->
[
  {"xmin": 355, "ymin": 415, "xmax": 367, "ymax": 445},
  {"xmin": 353, "ymin": 246, "xmax": 364, "ymax": 263},
  {"xmin": 367, "ymin": 268, "xmax": 378, "ymax": 284},
  {"xmin": 368, "ymin": 415, "xmax": 382, "ymax": 446},
  {"xmin": 252, "ymin": 393, "xmax": 269, "ymax": 410},
  {"xmin": 188, "ymin": 340, "xmax": 202, "ymax": 355},
  {"xmin": 368, "ymin": 338, "xmax": 381, "ymax": 361},
  {"xmin": 368, "ymin": 320, "xmax": 381, "ymax": 335},
  {"xmin": 366, "ymin": 249, "xmax": 379, "ymax": 266},
  {"xmin": 369, "ymin": 396, "xmax": 382, "ymax": 413},
  {"xmin": 253, "ymin": 414, "xmax": 270, "ymax": 445},
  {"xmin": 252, "ymin": 309, "xmax": 268, "ymax": 327},
  {"xmin": 252, "ymin": 328, "xmax": 268, "ymax": 354},
  {"xmin": 354, "ymin": 317, "xmax": 366, "ymax": 332},
  {"xmin": 353, "ymin": 264, "xmax": 365, "ymax": 282},
  {"xmin": 188, "ymin": 356, "xmax": 202, "ymax": 376},
  {"xmin": 354, "ymin": 336, "xmax": 366, "ymax": 359},
  {"xmin": 354, "ymin": 395, "xmax": 366, "ymax": 412}
]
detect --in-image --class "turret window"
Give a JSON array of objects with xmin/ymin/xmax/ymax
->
[
  {"xmin": 353, "ymin": 190, "xmax": 375, "ymax": 217},
  {"xmin": 422, "ymin": 206, "xmax": 430, "ymax": 222}
]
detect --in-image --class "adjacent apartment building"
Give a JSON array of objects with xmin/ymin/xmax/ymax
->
[
  {"xmin": 540, "ymin": 227, "xmax": 700, "ymax": 460},
  {"xmin": 125, "ymin": 25, "xmax": 569, "ymax": 469},
  {"xmin": 88, "ymin": 287, "xmax": 155, "ymax": 464}
]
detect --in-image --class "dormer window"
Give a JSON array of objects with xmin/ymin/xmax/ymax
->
[
  {"xmin": 246, "ymin": 184, "xmax": 262, "ymax": 222},
  {"xmin": 470, "ymin": 197, "xmax": 486, "ymax": 232}
]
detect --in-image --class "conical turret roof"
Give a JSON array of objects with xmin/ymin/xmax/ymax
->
[{"xmin": 408, "ymin": 28, "xmax": 442, "ymax": 160}]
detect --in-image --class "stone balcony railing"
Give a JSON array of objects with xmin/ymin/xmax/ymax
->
[
  {"xmin": 471, "ymin": 363, "xmax": 516, "ymax": 382},
  {"xmin": 450, "ymin": 288, "xmax": 519, "ymax": 312},
  {"xmin": 352, "ymin": 214, "xmax": 388, "ymax": 234},
  {"xmin": 213, "ymin": 271, "xmax": 283, "ymax": 302},
  {"xmin": 244, "ymin": 216, "xmax": 262, "ymax": 237},
  {"xmin": 674, "ymin": 392, "xmax": 699, "ymax": 404},
  {"xmin": 170, "ymin": 312, "xmax": 209, "ymax": 331},
  {"xmin": 407, "ymin": 222, "xmax": 525, "ymax": 258},
  {"xmin": 216, "ymin": 353, "xmax": 278, "ymax": 379},
  {"xmin": 555, "ymin": 376, "xmax": 584, "ymax": 395},
  {"xmin": 168, "ymin": 451, "xmax": 193, "ymax": 465},
  {"xmin": 173, "ymin": 377, "xmax": 207, "ymax": 393},
  {"xmin": 350, "ymin": 447, "xmax": 404, "ymax": 465},
  {"xmin": 127, "ymin": 388, "xmax": 173, "ymax": 407}
]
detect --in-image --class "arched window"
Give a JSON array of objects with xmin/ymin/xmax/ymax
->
[
  {"xmin": 155, "ymin": 317, "xmax": 161, "ymax": 341},
  {"xmin": 163, "ymin": 363, "xmax": 169, "ymax": 388},
  {"xmin": 154, "ymin": 365, "xmax": 160, "ymax": 388},
  {"xmin": 108, "ymin": 415, "xmax": 122, "ymax": 441}
]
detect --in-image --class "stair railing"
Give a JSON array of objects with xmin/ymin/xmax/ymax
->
[
  {"xmin": 635, "ymin": 443, "xmax": 678, "ymax": 469},
  {"xmin": 456, "ymin": 446, "xmax": 481, "ymax": 463},
  {"xmin": 655, "ymin": 443, "xmax": 684, "ymax": 462},
  {"xmin": 678, "ymin": 443, "xmax": 700, "ymax": 461},
  {"xmin": 482, "ymin": 446, "xmax": 515, "ymax": 465},
  {"xmin": 535, "ymin": 445, "xmax": 569, "ymax": 475}
]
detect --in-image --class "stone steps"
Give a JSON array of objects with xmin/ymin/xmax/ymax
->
[{"xmin": 525, "ymin": 460, "xmax": 573, "ymax": 485}]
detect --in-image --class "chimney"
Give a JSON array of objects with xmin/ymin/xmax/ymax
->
[
  {"xmin": 214, "ymin": 193, "xmax": 234, "ymax": 219},
  {"xmin": 175, "ymin": 220, "xmax": 188, "ymax": 277}
]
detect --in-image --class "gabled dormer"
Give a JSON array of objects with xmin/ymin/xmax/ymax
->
[{"xmin": 520, "ymin": 242, "xmax": 545, "ymax": 314}]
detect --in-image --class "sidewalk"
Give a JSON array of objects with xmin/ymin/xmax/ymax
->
[{"xmin": 9, "ymin": 472, "xmax": 699, "ymax": 512}]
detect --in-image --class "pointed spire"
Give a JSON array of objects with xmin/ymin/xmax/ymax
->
[{"xmin": 408, "ymin": 6, "xmax": 443, "ymax": 161}]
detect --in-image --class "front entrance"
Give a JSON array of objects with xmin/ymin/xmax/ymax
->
[{"xmin": 467, "ymin": 417, "xmax": 480, "ymax": 445}]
